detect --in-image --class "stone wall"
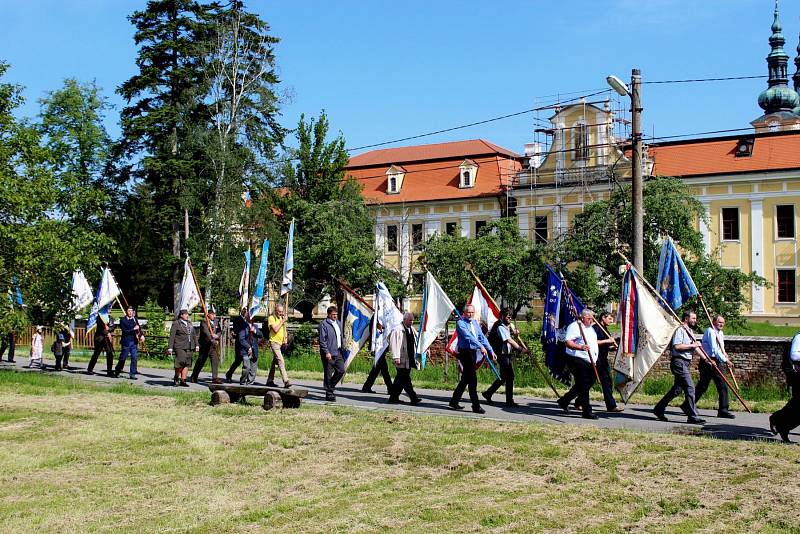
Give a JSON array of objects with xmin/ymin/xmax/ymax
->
[{"xmin": 649, "ymin": 335, "xmax": 791, "ymax": 385}]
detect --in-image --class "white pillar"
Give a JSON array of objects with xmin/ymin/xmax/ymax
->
[
  {"xmin": 399, "ymin": 221, "xmax": 410, "ymax": 283},
  {"xmin": 699, "ymin": 200, "xmax": 711, "ymax": 254},
  {"xmin": 374, "ymin": 220, "xmax": 385, "ymax": 267},
  {"xmin": 750, "ymin": 200, "xmax": 765, "ymax": 314}
]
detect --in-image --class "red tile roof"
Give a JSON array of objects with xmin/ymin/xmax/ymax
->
[
  {"xmin": 347, "ymin": 139, "xmax": 521, "ymax": 168},
  {"xmin": 649, "ymin": 131, "xmax": 800, "ymax": 178}
]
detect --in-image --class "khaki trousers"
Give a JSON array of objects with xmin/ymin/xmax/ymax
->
[{"xmin": 268, "ymin": 342, "xmax": 289, "ymax": 384}]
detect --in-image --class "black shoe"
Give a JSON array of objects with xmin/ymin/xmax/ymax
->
[
  {"xmin": 387, "ymin": 398, "xmax": 404, "ymax": 405},
  {"xmin": 717, "ymin": 410, "xmax": 735, "ymax": 419},
  {"xmin": 361, "ymin": 387, "xmax": 376, "ymax": 394},
  {"xmin": 557, "ymin": 399, "xmax": 570, "ymax": 414},
  {"xmin": 779, "ymin": 429, "xmax": 791, "ymax": 443},
  {"xmin": 129, "ymin": 375, "xmax": 138, "ymax": 381},
  {"xmin": 325, "ymin": 394, "xmax": 336, "ymax": 402},
  {"xmin": 224, "ymin": 375, "xmax": 233, "ymax": 384},
  {"xmin": 179, "ymin": 380, "xmax": 189, "ymax": 387},
  {"xmin": 189, "ymin": 377, "xmax": 199, "ymax": 384},
  {"xmin": 769, "ymin": 414, "xmax": 779, "ymax": 435},
  {"xmin": 582, "ymin": 413, "xmax": 599, "ymax": 420},
  {"xmin": 505, "ymin": 401, "xmax": 520, "ymax": 407},
  {"xmin": 54, "ymin": 365, "xmax": 62, "ymax": 371},
  {"xmin": 472, "ymin": 406, "xmax": 486, "ymax": 414},
  {"xmin": 448, "ymin": 402, "xmax": 464, "ymax": 411},
  {"xmin": 266, "ymin": 381, "xmax": 278, "ymax": 388},
  {"xmin": 654, "ymin": 409, "xmax": 668, "ymax": 422},
  {"xmin": 107, "ymin": 371, "xmax": 117, "ymax": 378},
  {"xmin": 481, "ymin": 391, "xmax": 494, "ymax": 405},
  {"xmin": 85, "ymin": 370, "xmax": 95, "ymax": 375},
  {"xmin": 686, "ymin": 417, "xmax": 706, "ymax": 425},
  {"xmin": 410, "ymin": 397, "xmax": 422, "ymax": 406}
]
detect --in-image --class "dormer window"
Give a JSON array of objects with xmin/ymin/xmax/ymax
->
[
  {"xmin": 459, "ymin": 159, "xmax": 478, "ymax": 188},
  {"xmin": 386, "ymin": 164, "xmax": 406, "ymax": 194},
  {"xmin": 734, "ymin": 138, "xmax": 754, "ymax": 158}
]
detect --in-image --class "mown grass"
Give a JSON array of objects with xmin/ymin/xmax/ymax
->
[{"xmin": 0, "ymin": 370, "xmax": 798, "ymax": 533}]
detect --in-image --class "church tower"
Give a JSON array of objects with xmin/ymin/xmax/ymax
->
[{"xmin": 752, "ymin": 1, "xmax": 800, "ymax": 131}]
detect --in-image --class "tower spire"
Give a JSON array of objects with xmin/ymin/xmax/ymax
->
[{"xmin": 757, "ymin": 0, "xmax": 799, "ymax": 114}]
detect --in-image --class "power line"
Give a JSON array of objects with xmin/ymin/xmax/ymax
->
[
  {"xmin": 344, "ymin": 89, "xmax": 613, "ymax": 153},
  {"xmin": 643, "ymin": 75, "xmax": 767, "ymax": 85}
]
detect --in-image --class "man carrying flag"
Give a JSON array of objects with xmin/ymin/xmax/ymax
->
[
  {"xmin": 449, "ymin": 304, "xmax": 495, "ymax": 414},
  {"xmin": 698, "ymin": 314, "xmax": 735, "ymax": 419},
  {"xmin": 557, "ymin": 309, "xmax": 599, "ymax": 419},
  {"xmin": 363, "ymin": 282, "xmax": 401, "ymax": 394},
  {"xmin": 654, "ymin": 310, "xmax": 706, "ymax": 425}
]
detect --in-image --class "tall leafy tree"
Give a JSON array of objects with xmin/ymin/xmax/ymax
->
[
  {"xmin": 200, "ymin": 0, "xmax": 285, "ymax": 304},
  {"xmin": 551, "ymin": 176, "xmax": 765, "ymax": 326},
  {"xmin": 116, "ymin": 0, "xmax": 218, "ymax": 306},
  {"xmin": 0, "ymin": 64, "xmax": 107, "ymax": 327}
]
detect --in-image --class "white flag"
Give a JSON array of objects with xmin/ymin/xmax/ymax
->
[
  {"xmin": 372, "ymin": 282, "xmax": 403, "ymax": 362},
  {"xmin": 177, "ymin": 258, "xmax": 202, "ymax": 313},
  {"xmin": 238, "ymin": 250, "xmax": 251, "ymax": 310},
  {"xmin": 614, "ymin": 265, "xmax": 681, "ymax": 403},
  {"xmin": 96, "ymin": 268, "xmax": 121, "ymax": 310},
  {"xmin": 280, "ymin": 219, "xmax": 294, "ymax": 297},
  {"xmin": 417, "ymin": 272, "xmax": 456, "ymax": 366},
  {"xmin": 71, "ymin": 270, "xmax": 94, "ymax": 312}
]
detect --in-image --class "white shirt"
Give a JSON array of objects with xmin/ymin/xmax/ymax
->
[
  {"xmin": 790, "ymin": 333, "xmax": 800, "ymax": 362},
  {"xmin": 331, "ymin": 319, "xmax": 342, "ymax": 349},
  {"xmin": 564, "ymin": 320, "xmax": 598, "ymax": 363}
]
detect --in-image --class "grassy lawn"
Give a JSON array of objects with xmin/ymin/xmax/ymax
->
[{"xmin": 0, "ymin": 370, "xmax": 798, "ymax": 533}]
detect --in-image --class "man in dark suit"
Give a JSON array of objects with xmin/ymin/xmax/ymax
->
[
  {"xmin": 191, "ymin": 309, "xmax": 222, "ymax": 384},
  {"xmin": 770, "ymin": 332, "xmax": 800, "ymax": 443},
  {"xmin": 168, "ymin": 309, "xmax": 197, "ymax": 387},
  {"xmin": 86, "ymin": 318, "xmax": 115, "ymax": 376},
  {"xmin": 319, "ymin": 305, "xmax": 345, "ymax": 401},
  {"xmin": 239, "ymin": 318, "xmax": 264, "ymax": 385},
  {"xmin": 225, "ymin": 307, "xmax": 250, "ymax": 383},
  {"xmin": 115, "ymin": 306, "xmax": 141, "ymax": 380},
  {"xmin": 0, "ymin": 331, "xmax": 16, "ymax": 362}
]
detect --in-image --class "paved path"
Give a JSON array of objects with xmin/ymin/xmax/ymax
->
[{"xmin": 1, "ymin": 359, "xmax": 794, "ymax": 443}]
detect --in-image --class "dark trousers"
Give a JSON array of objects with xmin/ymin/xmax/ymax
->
[
  {"xmin": 192, "ymin": 346, "xmax": 220, "ymax": 381},
  {"xmin": 59, "ymin": 346, "xmax": 71, "ymax": 368},
  {"xmin": 390, "ymin": 367, "xmax": 418, "ymax": 402},
  {"xmin": 0, "ymin": 333, "xmax": 16, "ymax": 361},
  {"xmin": 597, "ymin": 354, "xmax": 618, "ymax": 410},
  {"xmin": 363, "ymin": 353, "xmax": 393, "ymax": 391},
  {"xmin": 773, "ymin": 372, "xmax": 800, "ymax": 434},
  {"xmin": 225, "ymin": 353, "xmax": 243, "ymax": 380},
  {"xmin": 695, "ymin": 359, "xmax": 729, "ymax": 411},
  {"xmin": 115, "ymin": 342, "xmax": 138, "ymax": 377},
  {"xmin": 484, "ymin": 356, "xmax": 515, "ymax": 404},
  {"xmin": 87, "ymin": 342, "xmax": 114, "ymax": 373},
  {"xmin": 559, "ymin": 357, "xmax": 596, "ymax": 415},
  {"xmin": 321, "ymin": 353, "xmax": 345, "ymax": 396},
  {"xmin": 655, "ymin": 357, "xmax": 698, "ymax": 418},
  {"xmin": 451, "ymin": 349, "xmax": 480, "ymax": 409}
]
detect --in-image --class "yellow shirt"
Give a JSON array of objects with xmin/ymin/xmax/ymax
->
[{"xmin": 268, "ymin": 314, "xmax": 287, "ymax": 344}]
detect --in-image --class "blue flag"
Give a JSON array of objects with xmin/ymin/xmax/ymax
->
[
  {"xmin": 11, "ymin": 276, "xmax": 23, "ymax": 306},
  {"xmin": 655, "ymin": 237, "xmax": 698, "ymax": 310},
  {"xmin": 249, "ymin": 239, "xmax": 270, "ymax": 317},
  {"xmin": 541, "ymin": 265, "xmax": 585, "ymax": 386}
]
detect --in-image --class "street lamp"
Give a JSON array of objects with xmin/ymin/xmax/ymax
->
[{"xmin": 607, "ymin": 69, "xmax": 643, "ymax": 272}]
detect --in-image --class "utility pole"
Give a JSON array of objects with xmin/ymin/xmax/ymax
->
[{"xmin": 630, "ymin": 68, "xmax": 644, "ymax": 272}]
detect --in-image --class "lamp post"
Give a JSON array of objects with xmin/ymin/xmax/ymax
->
[{"xmin": 607, "ymin": 69, "xmax": 643, "ymax": 272}]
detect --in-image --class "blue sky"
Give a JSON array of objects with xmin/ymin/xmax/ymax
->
[{"xmin": 3, "ymin": 0, "xmax": 799, "ymax": 155}]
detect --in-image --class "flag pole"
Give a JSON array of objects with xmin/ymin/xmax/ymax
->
[
  {"xmin": 334, "ymin": 277, "xmax": 374, "ymax": 311},
  {"xmin": 187, "ymin": 259, "xmax": 214, "ymax": 335},
  {"xmin": 697, "ymin": 294, "xmax": 741, "ymax": 391},
  {"xmin": 560, "ymin": 276, "xmax": 603, "ymax": 385},
  {"xmin": 614, "ymin": 251, "xmax": 751, "ymax": 413},
  {"xmin": 468, "ymin": 269, "xmax": 559, "ymax": 397}
]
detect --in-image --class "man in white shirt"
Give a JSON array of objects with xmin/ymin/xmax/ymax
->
[
  {"xmin": 770, "ymin": 332, "xmax": 800, "ymax": 443},
  {"xmin": 556, "ymin": 309, "xmax": 599, "ymax": 419},
  {"xmin": 696, "ymin": 314, "xmax": 734, "ymax": 419}
]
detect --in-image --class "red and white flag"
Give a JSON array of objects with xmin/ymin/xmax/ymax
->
[
  {"xmin": 417, "ymin": 272, "xmax": 456, "ymax": 368},
  {"xmin": 446, "ymin": 283, "xmax": 500, "ymax": 370}
]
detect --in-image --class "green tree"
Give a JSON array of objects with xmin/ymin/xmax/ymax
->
[
  {"xmin": 420, "ymin": 218, "xmax": 542, "ymax": 313},
  {"xmin": 551, "ymin": 176, "xmax": 765, "ymax": 326},
  {"xmin": 116, "ymin": 0, "xmax": 218, "ymax": 306},
  {"xmin": 0, "ymin": 64, "xmax": 107, "ymax": 326}
]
